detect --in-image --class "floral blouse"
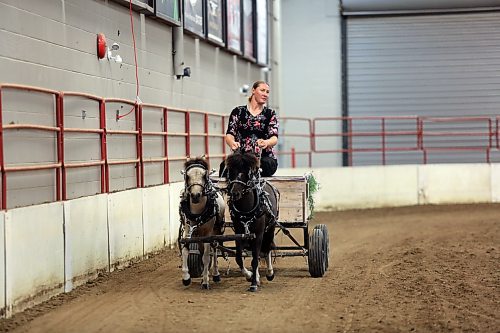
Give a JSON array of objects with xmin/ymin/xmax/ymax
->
[{"xmin": 226, "ymin": 105, "xmax": 279, "ymax": 159}]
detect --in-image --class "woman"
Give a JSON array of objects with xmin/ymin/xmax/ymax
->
[{"xmin": 220, "ymin": 80, "xmax": 279, "ymax": 177}]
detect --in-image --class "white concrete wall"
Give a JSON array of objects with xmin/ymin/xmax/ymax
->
[
  {"xmin": 1, "ymin": 182, "xmax": 184, "ymax": 317},
  {"xmin": 168, "ymin": 182, "xmax": 185, "ymax": 249},
  {"xmin": 3, "ymin": 162, "xmax": 500, "ymax": 317},
  {"xmin": 142, "ymin": 185, "xmax": 170, "ymax": 255},
  {"xmin": 0, "ymin": 212, "xmax": 4, "ymax": 316},
  {"xmin": 277, "ymin": 163, "xmax": 500, "ymax": 211},
  {"xmin": 490, "ymin": 163, "xmax": 500, "ymax": 202},
  {"xmin": 108, "ymin": 189, "xmax": 145, "ymax": 271},
  {"xmin": 64, "ymin": 194, "xmax": 109, "ymax": 292},
  {"xmin": 5, "ymin": 202, "xmax": 65, "ymax": 317}
]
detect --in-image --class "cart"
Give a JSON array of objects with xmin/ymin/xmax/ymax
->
[{"xmin": 178, "ymin": 175, "xmax": 330, "ymax": 278}]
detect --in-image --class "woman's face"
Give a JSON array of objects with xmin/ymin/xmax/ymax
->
[{"xmin": 253, "ymin": 83, "xmax": 270, "ymax": 105}]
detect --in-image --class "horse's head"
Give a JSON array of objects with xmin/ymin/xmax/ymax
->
[
  {"xmin": 225, "ymin": 150, "xmax": 260, "ymax": 201},
  {"xmin": 183, "ymin": 156, "xmax": 209, "ymax": 204}
]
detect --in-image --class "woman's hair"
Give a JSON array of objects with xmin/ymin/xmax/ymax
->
[{"xmin": 248, "ymin": 80, "xmax": 269, "ymax": 103}]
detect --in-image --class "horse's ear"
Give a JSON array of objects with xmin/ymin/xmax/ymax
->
[{"xmin": 201, "ymin": 154, "xmax": 207, "ymax": 161}]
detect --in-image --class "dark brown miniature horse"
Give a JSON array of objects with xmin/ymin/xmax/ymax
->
[{"xmin": 225, "ymin": 151, "xmax": 279, "ymax": 292}]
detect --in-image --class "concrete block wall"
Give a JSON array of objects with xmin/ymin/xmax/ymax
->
[{"xmin": 0, "ymin": 0, "xmax": 266, "ymax": 113}]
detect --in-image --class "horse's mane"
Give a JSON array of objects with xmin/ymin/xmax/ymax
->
[
  {"xmin": 225, "ymin": 151, "xmax": 260, "ymax": 174},
  {"xmin": 184, "ymin": 156, "xmax": 209, "ymax": 170}
]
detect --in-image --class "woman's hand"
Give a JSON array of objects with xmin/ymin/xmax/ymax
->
[
  {"xmin": 230, "ymin": 141, "xmax": 241, "ymax": 151},
  {"xmin": 257, "ymin": 139, "xmax": 269, "ymax": 149},
  {"xmin": 225, "ymin": 134, "xmax": 240, "ymax": 151}
]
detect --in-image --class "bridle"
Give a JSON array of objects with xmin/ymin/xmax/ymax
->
[
  {"xmin": 183, "ymin": 163, "xmax": 211, "ymax": 195},
  {"xmin": 179, "ymin": 163, "xmax": 220, "ymax": 235}
]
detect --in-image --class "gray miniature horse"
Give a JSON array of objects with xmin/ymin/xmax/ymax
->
[
  {"xmin": 225, "ymin": 150, "xmax": 279, "ymax": 292},
  {"xmin": 179, "ymin": 156, "xmax": 226, "ymax": 289}
]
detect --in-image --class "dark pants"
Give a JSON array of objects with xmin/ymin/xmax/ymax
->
[{"xmin": 219, "ymin": 156, "xmax": 278, "ymax": 177}]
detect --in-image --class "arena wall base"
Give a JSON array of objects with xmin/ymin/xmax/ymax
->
[
  {"xmin": 107, "ymin": 189, "xmax": 144, "ymax": 271},
  {"xmin": 143, "ymin": 184, "xmax": 170, "ymax": 255},
  {"xmin": 4, "ymin": 163, "xmax": 499, "ymax": 318},
  {"xmin": 489, "ymin": 163, "xmax": 500, "ymax": 203},
  {"xmin": 417, "ymin": 164, "xmax": 491, "ymax": 205},
  {"xmin": 5, "ymin": 202, "xmax": 64, "ymax": 317},
  {"xmin": 278, "ymin": 163, "xmax": 496, "ymax": 211},
  {"xmin": 168, "ymin": 182, "xmax": 184, "ymax": 249},
  {"xmin": 63, "ymin": 194, "xmax": 109, "ymax": 292},
  {"xmin": 0, "ymin": 212, "xmax": 5, "ymax": 316}
]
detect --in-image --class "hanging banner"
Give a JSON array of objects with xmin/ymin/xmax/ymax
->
[
  {"xmin": 184, "ymin": 0, "xmax": 204, "ymax": 37},
  {"xmin": 207, "ymin": 0, "xmax": 224, "ymax": 44},
  {"xmin": 227, "ymin": 0, "xmax": 242, "ymax": 53},
  {"xmin": 242, "ymin": 0, "xmax": 254, "ymax": 59},
  {"xmin": 256, "ymin": 0, "xmax": 268, "ymax": 65},
  {"xmin": 155, "ymin": 0, "xmax": 181, "ymax": 25}
]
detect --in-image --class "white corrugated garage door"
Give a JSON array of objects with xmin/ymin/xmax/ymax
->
[{"xmin": 345, "ymin": 10, "xmax": 500, "ymax": 165}]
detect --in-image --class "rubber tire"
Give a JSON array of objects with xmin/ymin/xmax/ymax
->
[
  {"xmin": 308, "ymin": 229, "xmax": 326, "ymax": 278},
  {"xmin": 188, "ymin": 243, "xmax": 203, "ymax": 278},
  {"xmin": 313, "ymin": 224, "xmax": 330, "ymax": 270}
]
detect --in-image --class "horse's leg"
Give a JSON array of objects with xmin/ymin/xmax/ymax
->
[
  {"xmin": 235, "ymin": 240, "xmax": 252, "ymax": 281},
  {"xmin": 181, "ymin": 246, "xmax": 191, "ymax": 286},
  {"xmin": 201, "ymin": 242, "xmax": 211, "ymax": 289},
  {"xmin": 181, "ymin": 225, "xmax": 191, "ymax": 286},
  {"xmin": 249, "ymin": 236, "xmax": 263, "ymax": 292},
  {"xmin": 265, "ymin": 251, "xmax": 275, "ymax": 281},
  {"xmin": 211, "ymin": 244, "xmax": 221, "ymax": 283}
]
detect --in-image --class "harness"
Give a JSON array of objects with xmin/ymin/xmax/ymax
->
[
  {"xmin": 227, "ymin": 170, "xmax": 280, "ymax": 235},
  {"xmin": 179, "ymin": 163, "xmax": 222, "ymax": 238}
]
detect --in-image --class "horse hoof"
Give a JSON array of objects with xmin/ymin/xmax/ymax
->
[
  {"xmin": 248, "ymin": 285, "xmax": 258, "ymax": 292},
  {"xmin": 182, "ymin": 278, "xmax": 191, "ymax": 286},
  {"xmin": 266, "ymin": 273, "xmax": 275, "ymax": 281},
  {"xmin": 201, "ymin": 283, "xmax": 210, "ymax": 290},
  {"xmin": 213, "ymin": 275, "xmax": 221, "ymax": 283}
]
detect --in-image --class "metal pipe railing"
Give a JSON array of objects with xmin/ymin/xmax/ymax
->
[{"xmin": 2, "ymin": 83, "xmax": 500, "ymax": 209}]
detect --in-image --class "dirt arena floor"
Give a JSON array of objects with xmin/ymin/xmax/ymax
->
[{"xmin": 1, "ymin": 204, "xmax": 499, "ymax": 333}]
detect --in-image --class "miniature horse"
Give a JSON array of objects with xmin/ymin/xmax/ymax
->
[
  {"xmin": 179, "ymin": 156, "xmax": 226, "ymax": 289},
  {"xmin": 225, "ymin": 151, "xmax": 279, "ymax": 292}
]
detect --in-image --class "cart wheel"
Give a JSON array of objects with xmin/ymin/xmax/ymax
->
[
  {"xmin": 308, "ymin": 229, "xmax": 327, "ymax": 277},
  {"xmin": 188, "ymin": 243, "xmax": 203, "ymax": 278},
  {"xmin": 313, "ymin": 224, "xmax": 330, "ymax": 270}
]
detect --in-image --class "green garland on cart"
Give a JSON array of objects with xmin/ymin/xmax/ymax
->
[{"xmin": 305, "ymin": 172, "xmax": 319, "ymax": 219}]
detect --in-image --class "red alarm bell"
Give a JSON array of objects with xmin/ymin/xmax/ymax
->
[{"xmin": 97, "ymin": 33, "xmax": 107, "ymax": 59}]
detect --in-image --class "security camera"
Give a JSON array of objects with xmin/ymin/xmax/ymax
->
[
  {"xmin": 240, "ymin": 84, "xmax": 250, "ymax": 95},
  {"xmin": 107, "ymin": 43, "xmax": 122, "ymax": 63}
]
